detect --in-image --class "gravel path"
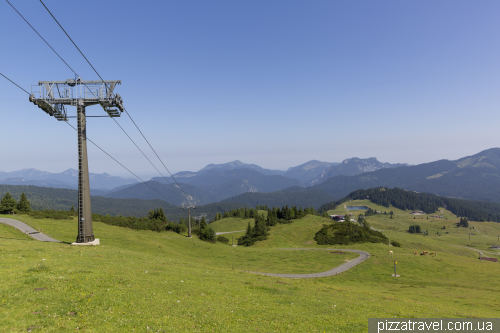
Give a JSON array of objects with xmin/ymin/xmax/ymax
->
[
  {"xmin": 249, "ymin": 248, "xmax": 370, "ymax": 278},
  {"xmin": 451, "ymin": 244, "xmax": 499, "ymax": 257},
  {"xmin": 0, "ymin": 217, "xmax": 61, "ymax": 242},
  {"xmin": 215, "ymin": 230, "xmax": 246, "ymax": 235}
]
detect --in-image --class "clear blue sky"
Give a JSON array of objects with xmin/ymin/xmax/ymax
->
[{"xmin": 1, "ymin": 1, "xmax": 499, "ymax": 178}]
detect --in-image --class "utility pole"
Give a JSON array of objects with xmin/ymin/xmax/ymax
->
[
  {"xmin": 181, "ymin": 201, "xmax": 196, "ymax": 238},
  {"xmin": 29, "ymin": 78, "xmax": 124, "ymax": 244},
  {"xmin": 392, "ymin": 260, "xmax": 399, "ymax": 277}
]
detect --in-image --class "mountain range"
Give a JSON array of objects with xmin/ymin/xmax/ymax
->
[
  {"xmin": 237, "ymin": 148, "xmax": 500, "ymax": 208},
  {"xmin": 2, "ymin": 148, "xmax": 500, "ymax": 218},
  {"xmin": 0, "ymin": 168, "xmax": 138, "ymax": 190},
  {"xmin": 307, "ymin": 157, "xmax": 408, "ymax": 186},
  {"xmin": 309, "ymin": 148, "xmax": 500, "ymax": 202},
  {"xmin": 4, "ymin": 148, "xmax": 500, "ymax": 211},
  {"xmin": 0, "ymin": 157, "xmax": 406, "ymax": 207},
  {"xmin": 112, "ymin": 158, "xmax": 403, "ymax": 205}
]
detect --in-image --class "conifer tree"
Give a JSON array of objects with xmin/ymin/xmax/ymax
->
[
  {"xmin": 17, "ymin": 192, "xmax": 31, "ymax": 212},
  {"xmin": 200, "ymin": 216, "xmax": 207, "ymax": 229},
  {"xmin": 0, "ymin": 192, "xmax": 17, "ymax": 214}
]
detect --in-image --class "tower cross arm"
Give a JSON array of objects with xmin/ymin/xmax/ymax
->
[{"xmin": 37, "ymin": 80, "xmax": 121, "ymax": 85}]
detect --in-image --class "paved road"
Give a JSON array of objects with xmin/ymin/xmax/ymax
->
[
  {"xmin": 451, "ymin": 244, "xmax": 499, "ymax": 257},
  {"xmin": 0, "ymin": 217, "xmax": 60, "ymax": 242},
  {"xmin": 249, "ymin": 248, "xmax": 370, "ymax": 278},
  {"xmin": 215, "ymin": 230, "xmax": 245, "ymax": 235}
]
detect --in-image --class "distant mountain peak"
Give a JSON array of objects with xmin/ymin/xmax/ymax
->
[
  {"xmin": 197, "ymin": 160, "xmax": 286, "ymax": 177},
  {"xmin": 200, "ymin": 160, "xmax": 250, "ymax": 172},
  {"xmin": 308, "ymin": 157, "xmax": 407, "ymax": 186},
  {"xmin": 342, "ymin": 157, "xmax": 378, "ymax": 164}
]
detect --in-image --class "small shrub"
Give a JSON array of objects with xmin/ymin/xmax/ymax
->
[
  {"xmin": 166, "ymin": 223, "xmax": 187, "ymax": 234},
  {"xmin": 198, "ymin": 227, "xmax": 216, "ymax": 243},
  {"xmin": 314, "ymin": 221, "xmax": 389, "ymax": 245},
  {"xmin": 216, "ymin": 235, "xmax": 229, "ymax": 244},
  {"xmin": 391, "ymin": 240, "xmax": 402, "ymax": 247}
]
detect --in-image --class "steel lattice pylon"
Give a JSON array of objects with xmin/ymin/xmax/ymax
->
[{"xmin": 29, "ymin": 78, "xmax": 124, "ymax": 243}]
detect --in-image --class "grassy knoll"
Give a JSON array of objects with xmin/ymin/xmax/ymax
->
[
  {"xmin": 1, "ymin": 206, "xmax": 500, "ymax": 332},
  {"xmin": 209, "ymin": 217, "xmax": 254, "ymax": 233},
  {"xmin": 209, "ymin": 210, "xmax": 267, "ymax": 233},
  {"xmin": 253, "ymin": 214, "xmax": 332, "ymax": 248},
  {"xmin": 0, "ymin": 223, "xmax": 33, "ymax": 241}
]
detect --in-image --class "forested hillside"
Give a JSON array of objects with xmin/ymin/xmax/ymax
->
[
  {"xmin": 152, "ymin": 168, "xmax": 302, "ymax": 200},
  {"xmin": 0, "ymin": 185, "xmax": 248, "ymax": 221},
  {"xmin": 102, "ymin": 181, "xmax": 217, "ymax": 205},
  {"xmin": 0, "ymin": 168, "xmax": 137, "ymax": 190},
  {"xmin": 220, "ymin": 188, "xmax": 334, "ymax": 209},
  {"xmin": 319, "ymin": 187, "xmax": 500, "ymax": 222}
]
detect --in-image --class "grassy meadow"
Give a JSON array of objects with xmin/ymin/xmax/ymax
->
[{"xmin": 1, "ymin": 201, "xmax": 500, "ymax": 332}]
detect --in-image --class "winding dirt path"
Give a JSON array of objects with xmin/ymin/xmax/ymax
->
[
  {"xmin": 451, "ymin": 244, "xmax": 499, "ymax": 257},
  {"xmin": 0, "ymin": 217, "xmax": 60, "ymax": 242},
  {"xmin": 249, "ymin": 248, "xmax": 370, "ymax": 278},
  {"xmin": 215, "ymin": 230, "xmax": 245, "ymax": 235}
]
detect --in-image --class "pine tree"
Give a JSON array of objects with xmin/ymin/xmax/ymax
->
[
  {"xmin": 458, "ymin": 217, "xmax": 469, "ymax": 228},
  {"xmin": 200, "ymin": 216, "xmax": 207, "ymax": 229},
  {"xmin": 0, "ymin": 192, "xmax": 17, "ymax": 214},
  {"xmin": 148, "ymin": 208, "xmax": 167, "ymax": 222},
  {"xmin": 17, "ymin": 192, "xmax": 31, "ymax": 212}
]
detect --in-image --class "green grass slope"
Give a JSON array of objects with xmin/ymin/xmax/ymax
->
[{"xmin": 1, "ymin": 206, "xmax": 500, "ymax": 332}]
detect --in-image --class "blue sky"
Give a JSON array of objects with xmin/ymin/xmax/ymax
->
[{"xmin": 1, "ymin": 1, "xmax": 499, "ymax": 178}]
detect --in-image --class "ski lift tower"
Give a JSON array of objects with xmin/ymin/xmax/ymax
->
[
  {"xmin": 29, "ymin": 78, "xmax": 124, "ymax": 244},
  {"xmin": 181, "ymin": 201, "xmax": 196, "ymax": 238}
]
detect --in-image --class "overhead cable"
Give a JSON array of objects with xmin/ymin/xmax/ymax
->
[
  {"xmin": 10, "ymin": 1, "xmax": 188, "ymax": 201},
  {"xmin": 122, "ymin": 109, "xmax": 191, "ymax": 199},
  {"xmin": 109, "ymin": 117, "xmax": 184, "ymax": 195},
  {"xmin": 38, "ymin": 0, "xmax": 103, "ymax": 82},
  {"xmin": 6, "ymin": 0, "xmax": 77, "ymax": 76},
  {"xmin": 39, "ymin": 0, "xmax": 191, "ymax": 200},
  {"xmin": 0, "ymin": 71, "xmax": 177, "ymax": 205},
  {"xmin": 63, "ymin": 121, "xmax": 177, "ymax": 205},
  {"xmin": 0, "ymin": 72, "xmax": 30, "ymax": 94}
]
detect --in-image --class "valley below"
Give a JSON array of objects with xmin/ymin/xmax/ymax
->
[{"xmin": 1, "ymin": 197, "xmax": 500, "ymax": 332}]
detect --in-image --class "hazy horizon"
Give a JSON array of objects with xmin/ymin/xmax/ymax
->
[{"xmin": 1, "ymin": 146, "xmax": 498, "ymax": 179}]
